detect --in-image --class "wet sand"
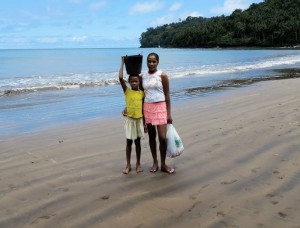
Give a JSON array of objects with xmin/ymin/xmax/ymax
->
[{"xmin": 1, "ymin": 78, "xmax": 300, "ymax": 227}]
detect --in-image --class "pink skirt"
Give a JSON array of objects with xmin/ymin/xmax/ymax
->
[{"xmin": 143, "ymin": 102, "xmax": 167, "ymax": 125}]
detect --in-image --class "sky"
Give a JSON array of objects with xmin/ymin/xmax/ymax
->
[{"xmin": 0, "ymin": 0, "xmax": 263, "ymax": 49}]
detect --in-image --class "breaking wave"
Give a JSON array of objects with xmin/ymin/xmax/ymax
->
[{"xmin": 1, "ymin": 52, "xmax": 300, "ymax": 96}]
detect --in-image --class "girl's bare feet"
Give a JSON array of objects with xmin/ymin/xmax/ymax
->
[
  {"xmin": 136, "ymin": 164, "xmax": 144, "ymax": 173},
  {"xmin": 161, "ymin": 165, "xmax": 175, "ymax": 174},
  {"xmin": 122, "ymin": 165, "xmax": 131, "ymax": 174},
  {"xmin": 149, "ymin": 163, "xmax": 159, "ymax": 173}
]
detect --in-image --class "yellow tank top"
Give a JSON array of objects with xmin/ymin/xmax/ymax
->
[{"xmin": 125, "ymin": 88, "xmax": 144, "ymax": 119}]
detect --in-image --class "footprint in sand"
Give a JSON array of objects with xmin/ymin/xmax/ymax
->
[
  {"xmin": 278, "ymin": 212, "xmax": 287, "ymax": 218},
  {"xmin": 251, "ymin": 167, "xmax": 260, "ymax": 173},
  {"xmin": 59, "ymin": 187, "xmax": 69, "ymax": 192},
  {"xmin": 265, "ymin": 193, "xmax": 275, "ymax": 198},
  {"xmin": 188, "ymin": 201, "xmax": 201, "ymax": 212},
  {"xmin": 273, "ymin": 170, "xmax": 285, "ymax": 180},
  {"xmin": 8, "ymin": 184, "xmax": 18, "ymax": 190},
  {"xmin": 189, "ymin": 194, "xmax": 197, "ymax": 200},
  {"xmin": 94, "ymin": 195, "xmax": 110, "ymax": 202},
  {"xmin": 221, "ymin": 179, "xmax": 237, "ymax": 185},
  {"xmin": 265, "ymin": 193, "xmax": 282, "ymax": 206},
  {"xmin": 100, "ymin": 195, "xmax": 110, "ymax": 200},
  {"xmin": 189, "ymin": 184, "xmax": 210, "ymax": 200},
  {"xmin": 202, "ymin": 184, "xmax": 210, "ymax": 189},
  {"xmin": 31, "ymin": 214, "xmax": 56, "ymax": 224},
  {"xmin": 217, "ymin": 211, "xmax": 225, "ymax": 217}
]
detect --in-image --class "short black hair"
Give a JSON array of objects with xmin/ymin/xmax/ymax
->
[
  {"xmin": 147, "ymin": 52, "xmax": 159, "ymax": 63},
  {"xmin": 128, "ymin": 74, "xmax": 140, "ymax": 81}
]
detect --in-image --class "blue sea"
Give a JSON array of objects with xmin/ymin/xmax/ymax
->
[{"xmin": 1, "ymin": 48, "xmax": 300, "ymax": 137}]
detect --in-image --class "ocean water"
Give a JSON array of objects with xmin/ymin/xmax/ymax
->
[{"xmin": 1, "ymin": 47, "xmax": 300, "ymax": 137}]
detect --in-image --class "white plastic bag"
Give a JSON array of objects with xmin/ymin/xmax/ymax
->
[{"xmin": 166, "ymin": 124, "xmax": 184, "ymax": 158}]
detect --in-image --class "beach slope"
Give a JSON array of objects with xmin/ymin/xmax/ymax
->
[{"xmin": 1, "ymin": 78, "xmax": 300, "ymax": 227}]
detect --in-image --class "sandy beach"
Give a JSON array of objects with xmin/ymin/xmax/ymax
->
[{"xmin": 1, "ymin": 78, "xmax": 300, "ymax": 228}]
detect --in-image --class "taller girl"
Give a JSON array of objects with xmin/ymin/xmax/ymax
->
[{"xmin": 142, "ymin": 53, "xmax": 175, "ymax": 174}]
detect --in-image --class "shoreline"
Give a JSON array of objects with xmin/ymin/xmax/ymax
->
[
  {"xmin": 2, "ymin": 67, "xmax": 300, "ymax": 139},
  {"xmin": 1, "ymin": 77, "xmax": 300, "ymax": 227}
]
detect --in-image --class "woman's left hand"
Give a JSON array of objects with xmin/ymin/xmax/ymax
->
[{"xmin": 167, "ymin": 115, "xmax": 173, "ymax": 124}]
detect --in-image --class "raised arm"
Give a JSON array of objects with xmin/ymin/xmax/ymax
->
[{"xmin": 119, "ymin": 56, "xmax": 127, "ymax": 93}]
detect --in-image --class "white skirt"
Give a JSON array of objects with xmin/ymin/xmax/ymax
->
[{"xmin": 124, "ymin": 117, "xmax": 144, "ymax": 140}]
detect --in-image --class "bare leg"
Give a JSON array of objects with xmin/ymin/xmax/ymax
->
[
  {"xmin": 157, "ymin": 124, "xmax": 175, "ymax": 174},
  {"xmin": 123, "ymin": 139, "xmax": 132, "ymax": 174},
  {"xmin": 147, "ymin": 124, "xmax": 159, "ymax": 172},
  {"xmin": 134, "ymin": 138, "xmax": 143, "ymax": 173}
]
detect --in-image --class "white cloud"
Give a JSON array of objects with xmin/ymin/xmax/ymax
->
[
  {"xmin": 11, "ymin": 37, "xmax": 29, "ymax": 45},
  {"xmin": 180, "ymin": 11, "xmax": 202, "ymax": 20},
  {"xmin": 169, "ymin": 3, "xmax": 182, "ymax": 12},
  {"xmin": 89, "ymin": 1, "xmax": 107, "ymax": 11},
  {"xmin": 69, "ymin": 35, "xmax": 88, "ymax": 42},
  {"xmin": 129, "ymin": 0, "xmax": 164, "ymax": 15},
  {"xmin": 34, "ymin": 35, "xmax": 88, "ymax": 44},
  {"xmin": 150, "ymin": 8, "xmax": 202, "ymax": 27},
  {"xmin": 210, "ymin": 0, "xmax": 254, "ymax": 15},
  {"xmin": 69, "ymin": 0, "xmax": 85, "ymax": 3},
  {"xmin": 151, "ymin": 15, "xmax": 174, "ymax": 26},
  {"xmin": 36, "ymin": 37, "xmax": 59, "ymax": 44},
  {"xmin": 20, "ymin": 9, "xmax": 48, "ymax": 20}
]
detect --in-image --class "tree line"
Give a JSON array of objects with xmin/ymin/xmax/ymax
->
[{"xmin": 139, "ymin": 0, "xmax": 300, "ymax": 48}]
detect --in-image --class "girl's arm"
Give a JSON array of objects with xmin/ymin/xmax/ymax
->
[
  {"xmin": 119, "ymin": 56, "xmax": 127, "ymax": 93},
  {"xmin": 139, "ymin": 75, "xmax": 144, "ymax": 91},
  {"xmin": 161, "ymin": 72, "xmax": 173, "ymax": 123},
  {"xmin": 142, "ymin": 97, "xmax": 148, "ymax": 133}
]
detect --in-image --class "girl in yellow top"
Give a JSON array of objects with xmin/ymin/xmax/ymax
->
[{"xmin": 119, "ymin": 56, "xmax": 145, "ymax": 174}]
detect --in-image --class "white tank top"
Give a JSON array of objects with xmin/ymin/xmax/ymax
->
[{"xmin": 142, "ymin": 70, "xmax": 165, "ymax": 103}]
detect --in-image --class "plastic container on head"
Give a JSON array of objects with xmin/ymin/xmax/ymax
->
[{"xmin": 124, "ymin": 54, "xmax": 143, "ymax": 75}]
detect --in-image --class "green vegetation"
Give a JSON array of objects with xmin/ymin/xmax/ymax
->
[{"xmin": 139, "ymin": 0, "xmax": 300, "ymax": 48}]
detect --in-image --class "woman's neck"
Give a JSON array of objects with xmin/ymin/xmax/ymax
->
[{"xmin": 148, "ymin": 69, "xmax": 157, "ymax": 74}]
